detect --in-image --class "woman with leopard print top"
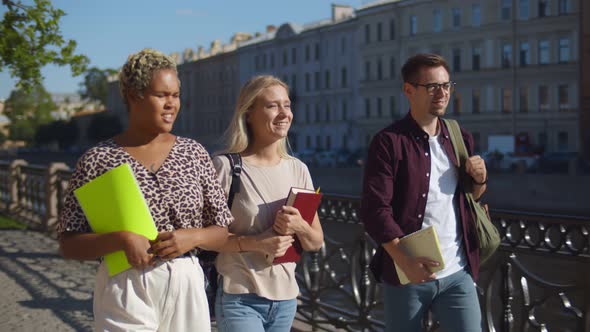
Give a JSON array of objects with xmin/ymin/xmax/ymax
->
[{"xmin": 57, "ymin": 48, "xmax": 233, "ymax": 331}]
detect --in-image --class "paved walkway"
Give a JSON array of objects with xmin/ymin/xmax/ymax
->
[
  {"xmin": 0, "ymin": 230, "xmax": 95, "ymax": 331},
  {"xmin": 0, "ymin": 230, "xmax": 317, "ymax": 332}
]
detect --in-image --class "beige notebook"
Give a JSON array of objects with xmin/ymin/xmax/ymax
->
[{"xmin": 393, "ymin": 225, "xmax": 445, "ymax": 285}]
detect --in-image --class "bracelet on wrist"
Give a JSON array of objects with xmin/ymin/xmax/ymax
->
[
  {"xmin": 236, "ymin": 236, "xmax": 243, "ymax": 252},
  {"xmin": 473, "ymin": 176, "xmax": 488, "ymax": 186}
]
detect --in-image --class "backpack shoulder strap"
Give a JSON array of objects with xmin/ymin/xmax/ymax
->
[
  {"xmin": 442, "ymin": 118, "xmax": 469, "ymax": 167},
  {"xmin": 442, "ymin": 118, "xmax": 474, "ymax": 193},
  {"xmin": 224, "ymin": 153, "xmax": 242, "ymax": 209}
]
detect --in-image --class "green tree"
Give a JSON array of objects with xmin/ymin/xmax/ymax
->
[
  {"xmin": 4, "ymin": 84, "xmax": 55, "ymax": 143},
  {"xmin": 88, "ymin": 112, "xmax": 123, "ymax": 143},
  {"xmin": 79, "ymin": 67, "xmax": 117, "ymax": 107},
  {"xmin": 0, "ymin": 0, "xmax": 89, "ymax": 91},
  {"xmin": 35, "ymin": 119, "xmax": 78, "ymax": 149}
]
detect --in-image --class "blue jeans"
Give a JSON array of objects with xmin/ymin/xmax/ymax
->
[
  {"xmin": 215, "ymin": 280, "xmax": 297, "ymax": 332},
  {"xmin": 384, "ymin": 269, "xmax": 481, "ymax": 332}
]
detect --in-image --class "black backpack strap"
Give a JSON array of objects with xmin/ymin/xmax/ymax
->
[{"xmin": 225, "ymin": 153, "xmax": 242, "ymax": 209}]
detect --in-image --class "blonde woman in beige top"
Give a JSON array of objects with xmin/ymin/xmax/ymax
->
[{"xmin": 212, "ymin": 75, "xmax": 324, "ymax": 332}]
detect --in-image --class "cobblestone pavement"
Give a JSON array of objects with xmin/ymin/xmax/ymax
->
[
  {"xmin": 0, "ymin": 229, "xmax": 314, "ymax": 332},
  {"xmin": 0, "ymin": 230, "xmax": 96, "ymax": 331}
]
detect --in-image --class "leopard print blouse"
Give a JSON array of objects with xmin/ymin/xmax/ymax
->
[{"xmin": 57, "ymin": 137, "xmax": 233, "ymax": 239}]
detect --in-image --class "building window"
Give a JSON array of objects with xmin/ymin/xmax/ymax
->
[
  {"xmin": 341, "ymin": 67, "xmax": 348, "ymax": 88},
  {"xmin": 365, "ymin": 61, "xmax": 371, "ymax": 81},
  {"xmin": 314, "ymin": 72, "xmax": 320, "ymax": 90},
  {"xmin": 519, "ymin": 0, "xmax": 529, "ymax": 19},
  {"xmin": 473, "ymin": 132, "xmax": 481, "ymax": 152},
  {"xmin": 282, "ymin": 50, "xmax": 288, "ymax": 66},
  {"xmin": 377, "ymin": 58, "xmax": 383, "ymax": 80},
  {"xmin": 433, "ymin": 9, "xmax": 442, "ymax": 32},
  {"xmin": 377, "ymin": 97, "xmax": 383, "ymax": 117},
  {"xmin": 305, "ymin": 73, "xmax": 310, "ymax": 92},
  {"xmin": 472, "ymin": 46, "xmax": 481, "ymax": 71},
  {"xmin": 377, "ymin": 22, "xmax": 383, "ymax": 41},
  {"xmin": 326, "ymin": 136, "xmax": 331, "ymax": 150},
  {"xmin": 519, "ymin": 87, "xmax": 529, "ymax": 112},
  {"xmin": 558, "ymin": 132, "xmax": 569, "ymax": 151},
  {"xmin": 262, "ymin": 54, "xmax": 267, "ymax": 68},
  {"xmin": 453, "ymin": 92, "xmax": 462, "ymax": 114},
  {"xmin": 390, "ymin": 96, "xmax": 396, "ymax": 117},
  {"xmin": 326, "ymin": 103, "xmax": 331, "ymax": 122},
  {"xmin": 501, "ymin": 0, "xmax": 512, "ymax": 20},
  {"xmin": 559, "ymin": 38, "xmax": 570, "ymax": 63},
  {"xmin": 315, "ymin": 43, "xmax": 320, "ymax": 60},
  {"xmin": 472, "ymin": 4, "xmax": 481, "ymax": 26},
  {"xmin": 390, "ymin": 57, "xmax": 396, "ymax": 79},
  {"xmin": 502, "ymin": 43, "xmax": 512, "ymax": 68},
  {"xmin": 325, "ymin": 71, "xmax": 331, "ymax": 89},
  {"xmin": 315, "ymin": 103, "xmax": 321, "ymax": 122},
  {"xmin": 341, "ymin": 37, "xmax": 346, "ymax": 54},
  {"xmin": 520, "ymin": 42, "xmax": 530, "ymax": 66},
  {"xmin": 270, "ymin": 53, "xmax": 275, "ymax": 68},
  {"xmin": 539, "ymin": 0, "xmax": 549, "ymax": 17},
  {"xmin": 316, "ymin": 135, "xmax": 321, "ymax": 149},
  {"xmin": 559, "ymin": 0, "xmax": 570, "ymax": 15},
  {"xmin": 538, "ymin": 132, "xmax": 547, "ymax": 149},
  {"xmin": 291, "ymin": 48, "xmax": 297, "ymax": 65},
  {"xmin": 305, "ymin": 104, "xmax": 310, "ymax": 124},
  {"xmin": 539, "ymin": 85, "xmax": 549, "ymax": 111},
  {"xmin": 472, "ymin": 89, "xmax": 480, "ymax": 113},
  {"xmin": 342, "ymin": 135, "xmax": 348, "ymax": 149},
  {"xmin": 538, "ymin": 40, "xmax": 549, "ymax": 64},
  {"xmin": 558, "ymin": 84, "xmax": 569, "ymax": 111},
  {"xmin": 452, "ymin": 48, "xmax": 461, "ymax": 72},
  {"xmin": 291, "ymin": 74, "xmax": 297, "ymax": 92},
  {"xmin": 365, "ymin": 24, "xmax": 371, "ymax": 43},
  {"xmin": 389, "ymin": 19, "xmax": 395, "ymax": 40},
  {"xmin": 306, "ymin": 136, "xmax": 311, "ymax": 149},
  {"xmin": 452, "ymin": 8, "xmax": 461, "ymax": 28},
  {"xmin": 365, "ymin": 98, "xmax": 371, "ymax": 118},
  {"xmin": 305, "ymin": 45, "xmax": 310, "ymax": 62},
  {"xmin": 410, "ymin": 15, "xmax": 417, "ymax": 36},
  {"xmin": 502, "ymin": 88, "xmax": 512, "ymax": 113},
  {"xmin": 342, "ymin": 100, "xmax": 348, "ymax": 120}
]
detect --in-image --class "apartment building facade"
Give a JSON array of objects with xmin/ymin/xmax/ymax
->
[
  {"xmin": 357, "ymin": 0, "xmax": 580, "ymax": 153},
  {"xmin": 106, "ymin": 0, "xmax": 583, "ymax": 155}
]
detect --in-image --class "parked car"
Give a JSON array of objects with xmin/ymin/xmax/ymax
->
[
  {"xmin": 315, "ymin": 150, "xmax": 337, "ymax": 167},
  {"xmin": 538, "ymin": 152, "xmax": 578, "ymax": 174}
]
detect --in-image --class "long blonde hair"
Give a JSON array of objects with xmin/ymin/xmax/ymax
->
[{"xmin": 221, "ymin": 75, "xmax": 293, "ymax": 158}]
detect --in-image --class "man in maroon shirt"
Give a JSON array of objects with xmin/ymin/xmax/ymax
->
[{"xmin": 361, "ymin": 54, "xmax": 487, "ymax": 332}]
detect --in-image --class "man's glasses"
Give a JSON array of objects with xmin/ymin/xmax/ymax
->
[{"xmin": 410, "ymin": 81, "xmax": 456, "ymax": 94}]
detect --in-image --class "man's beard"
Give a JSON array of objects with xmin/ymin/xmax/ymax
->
[{"xmin": 429, "ymin": 107, "xmax": 447, "ymax": 117}]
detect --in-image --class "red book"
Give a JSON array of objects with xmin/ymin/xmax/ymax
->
[{"xmin": 272, "ymin": 187, "xmax": 322, "ymax": 264}]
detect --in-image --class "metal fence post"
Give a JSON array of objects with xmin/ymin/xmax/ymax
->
[
  {"xmin": 44, "ymin": 162, "xmax": 70, "ymax": 232},
  {"xmin": 8, "ymin": 159, "xmax": 27, "ymax": 216}
]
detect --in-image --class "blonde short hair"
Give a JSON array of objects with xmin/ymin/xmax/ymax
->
[
  {"xmin": 119, "ymin": 48, "xmax": 178, "ymax": 104},
  {"xmin": 221, "ymin": 75, "xmax": 292, "ymax": 158}
]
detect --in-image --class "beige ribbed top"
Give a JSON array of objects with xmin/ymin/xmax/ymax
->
[{"xmin": 212, "ymin": 155, "xmax": 314, "ymax": 300}]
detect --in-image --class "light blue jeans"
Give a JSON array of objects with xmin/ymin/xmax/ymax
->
[
  {"xmin": 384, "ymin": 269, "xmax": 482, "ymax": 332},
  {"xmin": 215, "ymin": 279, "xmax": 297, "ymax": 332}
]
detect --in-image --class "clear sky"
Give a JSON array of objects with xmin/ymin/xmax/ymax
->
[{"xmin": 0, "ymin": 0, "xmax": 364, "ymax": 100}]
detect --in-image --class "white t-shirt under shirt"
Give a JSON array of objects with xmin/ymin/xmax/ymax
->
[
  {"xmin": 421, "ymin": 134, "xmax": 467, "ymax": 279},
  {"xmin": 212, "ymin": 155, "xmax": 314, "ymax": 301}
]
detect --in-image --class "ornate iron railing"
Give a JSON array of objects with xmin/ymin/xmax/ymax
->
[
  {"xmin": 0, "ymin": 160, "xmax": 587, "ymax": 331},
  {"xmin": 296, "ymin": 195, "xmax": 590, "ymax": 332}
]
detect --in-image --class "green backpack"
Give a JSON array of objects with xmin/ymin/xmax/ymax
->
[{"xmin": 443, "ymin": 119, "xmax": 501, "ymax": 264}]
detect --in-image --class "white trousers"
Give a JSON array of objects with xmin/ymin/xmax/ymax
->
[{"xmin": 93, "ymin": 255, "xmax": 210, "ymax": 332}]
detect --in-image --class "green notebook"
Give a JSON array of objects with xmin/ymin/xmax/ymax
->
[{"xmin": 74, "ymin": 163, "xmax": 158, "ymax": 276}]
